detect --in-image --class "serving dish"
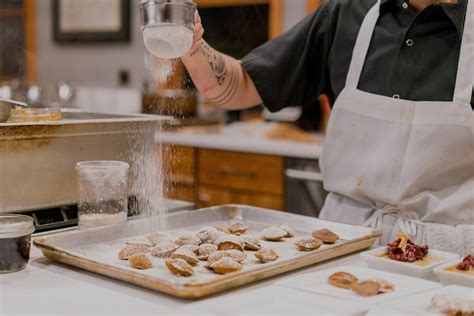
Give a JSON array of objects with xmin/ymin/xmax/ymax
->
[
  {"xmin": 360, "ymin": 247, "xmax": 459, "ymax": 280},
  {"xmin": 34, "ymin": 204, "xmax": 380, "ymax": 299},
  {"xmin": 380, "ymin": 285, "xmax": 474, "ymax": 315},
  {"xmin": 276, "ymin": 265, "xmax": 441, "ymax": 304},
  {"xmin": 433, "ymin": 258, "xmax": 474, "ymax": 287}
]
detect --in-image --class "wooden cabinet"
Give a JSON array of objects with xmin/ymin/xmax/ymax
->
[
  {"xmin": 198, "ymin": 149, "xmax": 284, "ymax": 195},
  {"xmin": 162, "ymin": 145, "xmax": 285, "ymax": 210},
  {"xmin": 197, "ymin": 185, "xmax": 283, "ymax": 210},
  {"xmin": 162, "ymin": 145, "xmax": 196, "ymax": 203}
]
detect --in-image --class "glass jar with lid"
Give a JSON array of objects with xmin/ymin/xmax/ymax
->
[{"xmin": 0, "ymin": 214, "xmax": 35, "ymax": 273}]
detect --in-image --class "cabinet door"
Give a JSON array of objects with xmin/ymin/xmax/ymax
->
[
  {"xmin": 198, "ymin": 149, "xmax": 284, "ymax": 195},
  {"xmin": 198, "ymin": 185, "xmax": 283, "ymax": 211},
  {"xmin": 164, "ymin": 183, "xmax": 195, "ymax": 203},
  {"xmin": 162, "ymin": 145, "xmax": 195, "ymax": 185}
]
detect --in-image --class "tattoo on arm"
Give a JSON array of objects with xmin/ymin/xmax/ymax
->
[
  {"xmin": 207, "ymin": 62, "xmax": 239, "ymax": 106},
  {"xmin": 200, "ymin": 42, "xmax": 227, "ymax": 85}
]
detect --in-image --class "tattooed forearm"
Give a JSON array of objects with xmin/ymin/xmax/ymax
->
[
  {"xmin": 200, "ymin": 42, "xmax": 227, "ymax": 85},
  {"xmin": 207, "ymin": 62, "xmax": 239, "ymax": 106}
]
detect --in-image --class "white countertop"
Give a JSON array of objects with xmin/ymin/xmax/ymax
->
[
  {"xmin": 1, "ymin": 241, "xmax": 366, "ymax": 315},
  {"xmin": 157, "ymin": 122, "xmax": 323, "ymax": 159}
]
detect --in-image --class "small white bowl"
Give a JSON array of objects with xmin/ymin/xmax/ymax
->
[
  {"xmin": 360, "ymin": 247, "xmax": 460, "ymax": 281},
  {"xmin": 433, "ymin": 259, "xmax": 474, "ymax": 287}
]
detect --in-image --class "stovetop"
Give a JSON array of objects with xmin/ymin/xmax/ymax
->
[{"xmin": 18, "ymin": 197, "xmax": 194, "ymax": 233}]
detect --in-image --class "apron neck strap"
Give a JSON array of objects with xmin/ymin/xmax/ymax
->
[
  {"xmin": 346, "ymin": 0, "xmax": 474, "ymax": 104},
  {"xmin": 345, "ymin": 0, "xmax": 381, "ymax": 89},
  {"xmin": 453, "ymin": 0, "xmax": 474, "ymax": 104}
]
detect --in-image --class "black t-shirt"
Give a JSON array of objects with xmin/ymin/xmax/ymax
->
[{"xmin": 241, "ymin": 0, "xmax": 473, "ymax": 112}]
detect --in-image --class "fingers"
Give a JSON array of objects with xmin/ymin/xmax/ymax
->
[
  {"xmin": 195, "ymin": 10, "xmax": 201, "ymax": 24},
  {"xmin": 194, "ymin": 23, "xmax": 204, "ymax": 40}
]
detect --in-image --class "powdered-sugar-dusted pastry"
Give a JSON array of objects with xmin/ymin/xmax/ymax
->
[
  {"xmin": 118, "ymin": 243, "xmax": 151, "ymax": 260},
  {"xmin": 227, "ymin": 221, "xmax": 248, "ymax": 235},
  {"xmin": 262, "ymin": 226, "xmax": 287, "ymax": 241},
  {"xmin": 216, "ymin": 235, "xmax": 244, "ymax": 251},
  {"xmin": 242, "ymin": 235, "xmax": 261, "ymax": 251},
  {"xmin": 197, "ymin": 243, "xmax": 218, "ymax": 261},
  {"xmin": 171, "ymin": 248, "xmax": 200, "ymax": 265},
  {"xmin": 279, "ymin": 224, "xmax": 295, "ymax": 238},
  {"xmin": 128, "ymin": 253, "xmax": 153, "ymax": 270},
  {"xmin": 165, "ymin": 258, "xmax": 194, "ymax": 277},
  {"xmin": 209, "ymin": 257, "xmax": 242, "ymax": 274},
  {"xmin": 312, "ymin": 229, "xmax": 340, "ymax": 244},
  {"xmin": 150, "ymin": 241, "xmax": 178, "ymax": 259},
  {"xmin": 254, "ymin": 248, "xmax": 279, "ymax": 263},
  {"xmin": 295, "ymin": 238, "xmax": 323, "ymax": 251},
  {"xmin": 175, "ymin": 234, "xmax": 201, "ymax": 247}
]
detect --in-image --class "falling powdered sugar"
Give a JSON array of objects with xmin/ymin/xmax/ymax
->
[{"xmin": 144, "ymin": 50, "xmax": 174, "ymax": 84}]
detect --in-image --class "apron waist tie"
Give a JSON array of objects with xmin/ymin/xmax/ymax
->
[{"xmin": 364, "ymin": 205, "xmax": 422, "ymax": 242}]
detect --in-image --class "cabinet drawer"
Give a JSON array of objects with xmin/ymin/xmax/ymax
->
[
  {"xmin": 198, "ymin": 149, "xmax": 284, "ymax": 195},
  {"xmin": 162, "ymin": 145, "xmax": 195, "ymax": 184},
  {"xmin": 164, "ymin": 183, "xmax": 195, "ymax": 203},
  {"xmin": 197, "ymin": 186, "xmax": 283, "ymax": 211}
]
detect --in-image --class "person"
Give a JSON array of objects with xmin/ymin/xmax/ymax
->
[{"xmin": 180, "ymin": 0, "xmax": 473, "ymax": 254}]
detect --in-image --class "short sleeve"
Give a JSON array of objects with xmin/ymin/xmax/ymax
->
[{"xmin": 241, "ymin": 3, "xmax": 332, "ymax": 112}]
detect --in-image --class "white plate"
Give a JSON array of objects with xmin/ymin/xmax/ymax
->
[
  {"xmin": 380, "ymin": 285, "xmax": 474, "ymax": 315},
  {"xmin": 275, "ymin": 266, "xmax": 441, "ymax": 304},
  {"xmin": 433, "ymin": 259, "xmax": 474, "ymax": 287},
  {"xmin": 360, "ymin": 247, "xmax": 459, "ymax": 280},
  {"xmin": 180, "ymin": 285, "xmax": 369, "ymax": 316}
]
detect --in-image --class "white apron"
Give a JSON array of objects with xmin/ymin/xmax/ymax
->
[{"xmin": 319, "ymin": 0, "xmax": 474, "ymax": 254}]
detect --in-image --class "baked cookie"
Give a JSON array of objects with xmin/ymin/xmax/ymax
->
[
  {"xmin": 171, "ymin": 248, "xmax": 200, "ymax": 265},
  {"xmin": 262, "ymin": 226, "xmax": 287, "ymax": 241},
  {"xmin": 255, "ymin": 248, "xmax": 279, "ymax": 263},
  {"xmin": 214, "ymin": 225, "xmax": 231, "ymax": 234},
  {"xmin": 328, "ymin": 271, "xmax": 358, "ymax": 289},
  {"xmin": 312, "ymin": 229, "xmax": 340, "ymax": 244},
  {"xmin": 227, "ymin": 221, "xmax": 248, "ymax": 235},
  {"xmin": 197, "ymin": 226, "xmax": 220, "ymax": 244},
  {"xmin": 128, "ymin": 253, "xmax": 153, "ymax": 270},
  {"xmin": 165, "ymin": 258, "xmax": 194, "ymax": 277},
  {"xmin": 197, "ymin": 243, "xmax": 218, "ymax": 261},
  {"xmin": 295, "ymin": 238, "xmax": 323, "ymax": 251},
  {"xmin": 216, "ymin": 235, "xmax": 244, "ymax": 251},
  {"xmin": 350, "ymin": 280, "xmax": 381, "ymax": 297},
  {"xmin": 242, "ymin": 235, "xmax": 261, "ymax": 251},
  {"xmin": 175, "ymin": 234, "xmax": 201, "ymax": 247},
  {"xmin": 118, "ymin": 243, "xmax": 151, "ymax": 260},
  {"xmin": 207, "ymin": 250, "xmax": 247, "ymax": 266},
  {"xmin": 209, "ymin": 257, "xmax": 242, "ymax": 274},
  {"xmin": 179, "ymin": 244, "xmax": 199, "ymax": 254},
  {"xmin": 150, "ymin": 241, "xmax": 178, "ymax": 259},
  {"xmin": 279, "ymin": 224, "xmax": 295, "ymax": 238}
]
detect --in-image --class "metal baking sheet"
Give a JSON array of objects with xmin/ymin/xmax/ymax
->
[{"xmin": 34, "ymin": 204, "xmax": 380, "ymax": 299}]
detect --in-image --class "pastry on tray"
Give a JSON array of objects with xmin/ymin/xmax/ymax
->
[
  {"xmin": 206, "ymin": 250, "xmax": 247, "ymax": 267},
  {"xmin": 150, "ymin": 242, "xmax": 178, "ymax": 259},
  {"xmin": 262, "ymin": 226, "xmax": 287, "ymax": 241},
  {"xmin": 197, "ymin": 243, "xmax": 218, "ymax": 261},
  {"xmin": 128, "ymin": 253, "xmax": 153, "ymax": 270},
  {"xmin": 227, "ymin": 221, "xmax": 248, "ymax": 236},
  {"xmin": 209, "ymin": 257, "xmax": 242, "ymax": 274},
  {"xmin": 165, "ymin": 258, "xmax": 194, "ymax": 277},
  {"xmin": 312, "ymin": 229, "xmax": 340, "ymax": 244},
  {"xmin": 242, "ymin": 235, "xmax": 261, "ymax": 251},
  {"xmin": 216, "ymin": 235, "xmax": 244, "ymax": 251},
  {"xmin": 118, "ymin": 243, "xmax": 151, "ymax": 260},
  {"xmin": 254, "ymin": 248, "xmax": 279, "ymax": 263},
  {"xmin": 171, "ymin": 248, "xmax": 200, "ymax": 265},
  {"xmin": 295, "ymin": 238, "xmax": 323, "ymax": 251}
]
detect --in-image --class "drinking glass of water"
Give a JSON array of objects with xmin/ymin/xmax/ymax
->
[{"xmin": 76, "ymin": 161, "xmax": 129, "ymax": 229}]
